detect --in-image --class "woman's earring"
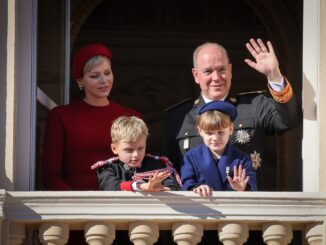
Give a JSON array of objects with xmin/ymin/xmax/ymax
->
[{"xmin": 78, "ymin": 83, "xmax": 83, "ymax": 91}]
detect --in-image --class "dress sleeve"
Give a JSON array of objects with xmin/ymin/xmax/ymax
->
[{"xmin": 42, "ymin": 108, "xmax": 71, "ymax": 190}]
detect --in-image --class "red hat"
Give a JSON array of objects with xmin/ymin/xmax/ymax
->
[{"xmin": 72, "ymin": 43, "xmax": 112, "ymax": 80}]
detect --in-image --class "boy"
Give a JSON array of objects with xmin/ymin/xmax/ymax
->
[
  {"xmin": 91, "ymin": 116, "xmax": 181, "ymax": 191},
  {"xmin": 181, "ymin": 101, "xmax": 257, "ymax": 197}
]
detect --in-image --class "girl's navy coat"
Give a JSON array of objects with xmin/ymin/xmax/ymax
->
[{"xmin": 181, "ymin": 142, "xmax": 257, "ymax": 191}]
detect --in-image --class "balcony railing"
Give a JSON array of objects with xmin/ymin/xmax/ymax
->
[{"xmin": 1, "ymin": 190, "xmax": 325, "ymax": 245}]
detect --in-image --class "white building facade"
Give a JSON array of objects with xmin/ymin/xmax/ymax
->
[{"xmin": 0, "ymin": 0, "xmax": 326, "ymax": 244}]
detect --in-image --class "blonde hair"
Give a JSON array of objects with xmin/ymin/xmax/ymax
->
[
  {"xmin": 197, "ymin": 110, "xmax": 232, "ymax": 131},
  {"xmin": 83, "ymin": 55, "xmax": 111, "ymax": 75},
  {"xmin": 111, "ymin": 116, "xmax": 149, "ymax": 144}
]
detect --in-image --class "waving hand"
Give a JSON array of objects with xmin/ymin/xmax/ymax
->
[{"xmin": 244, "ymin": 38, "xmax": 283, "ymax": 83}]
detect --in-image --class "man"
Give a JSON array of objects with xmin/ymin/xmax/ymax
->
[{"xmin": 164, "ymin": 38, "xmax": 302, "ymax": 190}]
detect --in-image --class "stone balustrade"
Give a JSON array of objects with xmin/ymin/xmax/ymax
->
[{"xmin": 0, "ymin": 190, "xmax": 325, "ymax": 245}]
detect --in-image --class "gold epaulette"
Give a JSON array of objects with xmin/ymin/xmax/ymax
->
[{"xmin": 268, "ymin": 78, "xmax": 293, "ymax": 103}]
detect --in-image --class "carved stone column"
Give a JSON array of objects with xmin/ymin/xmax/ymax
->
[
  {"xmin": 172, "ymin": 222, "xmax": 203, "ymax": 245},
  {"xmin": 218, "ymin": 222, "xmax": 248, "ymax": 245},
  {"xmin": 39, "ymin": 222, "xmax": 69, "ymax": 245},
  {"xmin": 305, "ymin": 223, "xmax": 323, "ymax": 245},
  {"xmin": 84, "ymin": 222, "xmax": 115, "ymax": 245},
  {"xmin": 129, "ymin": 222, "xmax": 159, "ymax": 245},
  {"xmin": 262, "ymin": 223, "xmax": 292, "ymax": 245},
  {"xmin": 9, "ymin": 223, "xmax": 25, "ymax": 245}
]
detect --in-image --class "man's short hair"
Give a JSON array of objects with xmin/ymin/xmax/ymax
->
[{"xmin": 193, "ymin": 42, "xmax": 229, "ymax": 68}]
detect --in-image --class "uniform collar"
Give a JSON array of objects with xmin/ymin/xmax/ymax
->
[{"xmin": 200, "ymin": 93, "xmax": 229, "ymax": 103}]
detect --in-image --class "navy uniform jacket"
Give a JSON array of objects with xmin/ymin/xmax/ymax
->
[
  {"xmin": 96, "ymin": 155, "xmax": 181, "ymax": 191},
  {"xmin": 164, "ymin": 90, "xmax": 302, "ymax": 190},
  {"xmin": 181, "ymin": 142, "xmax": 257, "ymax": 191}
]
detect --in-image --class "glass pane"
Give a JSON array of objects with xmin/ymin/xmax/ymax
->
[{"xmin": 36, "ymin": 0, "xmax": 67, "ymax": 190}]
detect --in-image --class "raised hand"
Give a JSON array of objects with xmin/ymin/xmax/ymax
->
[
  {"xmin": 244, "ymin": 38, "xmax": 282, "ymax": 83},
  {"xmin": 227, "ymin": 165, "xmax": 249, "ymax": 191},
  {"xmin": 139, "ymin": 170, "xmax": 171, "ymax": 191}
]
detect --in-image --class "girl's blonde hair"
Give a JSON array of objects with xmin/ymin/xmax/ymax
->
[
  {"xmin": 197, "ymin": 110, "xmax": 232, "ymax": 131},
  {"xmin": 111, "ymin": 116, "xmax": 149, "ymax": 144}
]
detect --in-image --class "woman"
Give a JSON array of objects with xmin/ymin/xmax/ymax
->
[{"xmin": 42, "ymin": 43, "xmax": 141, "ymax": 191}]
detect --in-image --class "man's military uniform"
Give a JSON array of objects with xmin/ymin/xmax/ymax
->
[{"xmin": 164, "ymin": 80, "xmax": 302, "ymax": 190}]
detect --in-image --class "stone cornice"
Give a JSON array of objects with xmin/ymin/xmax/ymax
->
[{"xmin": 3, "ymin": 191, "xmax": 326, "ymax": 229}]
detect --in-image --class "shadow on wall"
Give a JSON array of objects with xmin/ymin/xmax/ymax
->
[
  {"xmin": 0, "ymin": 0, "xmax": 13, "ymax": 191},
  {"xmin": 0, "ymin": 108, "xmax": 13, "ymax": 190},
  {"xmin": 0, "ymin": 140, "xmax": 13, "ymax": 190},
  {"xmin": 303, "ymin": 73, "xmax": 316, "ymax": 121}
]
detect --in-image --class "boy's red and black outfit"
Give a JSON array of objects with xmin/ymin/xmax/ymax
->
[{"xmin": 93, "ymin": 154, "xmax": 181, "ymax": 191}]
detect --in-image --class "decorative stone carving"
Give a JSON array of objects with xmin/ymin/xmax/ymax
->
[
  {"xmin": 9, "ymin": 223, "xmax": 25, "ymax": 245},
  {"xmin": 218, "ymin": 222, "xmax": 249, "ymax": 245},
  {"xmin": 85, "ymin": 222, "xmax": 115, "ymax": 245},
  {"xmin": 262, "ymin": 223, "xmax": 292, "ymax": 245},
  {"xmin": 172, "ymin": 222, "xmax": 203, "ymax": 245},
  {"xmin": 129, "ymin": 222, "xmax": 159, "ymax": 245},
  {"xmin": 305, "ymin": 223, "xmax": 323, "ymax": 245},
  {"xmin": 39, "ymin": 223, "xmax": 69, "ymax": 245}
]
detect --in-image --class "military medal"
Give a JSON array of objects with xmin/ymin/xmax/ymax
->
[
  {"xmin": 183, "ymin": 138, "xmax": 189, "ymax": 150},
  {"xmin": 235, "ymin": 129, "xmax": 251, "ymax": 144},
  {"xmin": 250, "ymin": 151, "xmax": 262, "ymax": 170}
]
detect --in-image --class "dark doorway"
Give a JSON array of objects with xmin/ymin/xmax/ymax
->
[{"xmin": 71, "ymin": 0, "xmax": 303, "ymax": 191}]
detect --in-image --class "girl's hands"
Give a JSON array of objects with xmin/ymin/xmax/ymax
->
[
  {"xmin": 193, "ymin": 184, "xmax": 213, "ymax": 197},
  {"xmin": 227, "ymin": 165, "xmax": 249, "ymax": 191}
]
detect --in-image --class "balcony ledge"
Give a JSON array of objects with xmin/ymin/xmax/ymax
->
[{"xmin": 2, "ymin": 190, "xmax": 326, "ymax": 230}]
